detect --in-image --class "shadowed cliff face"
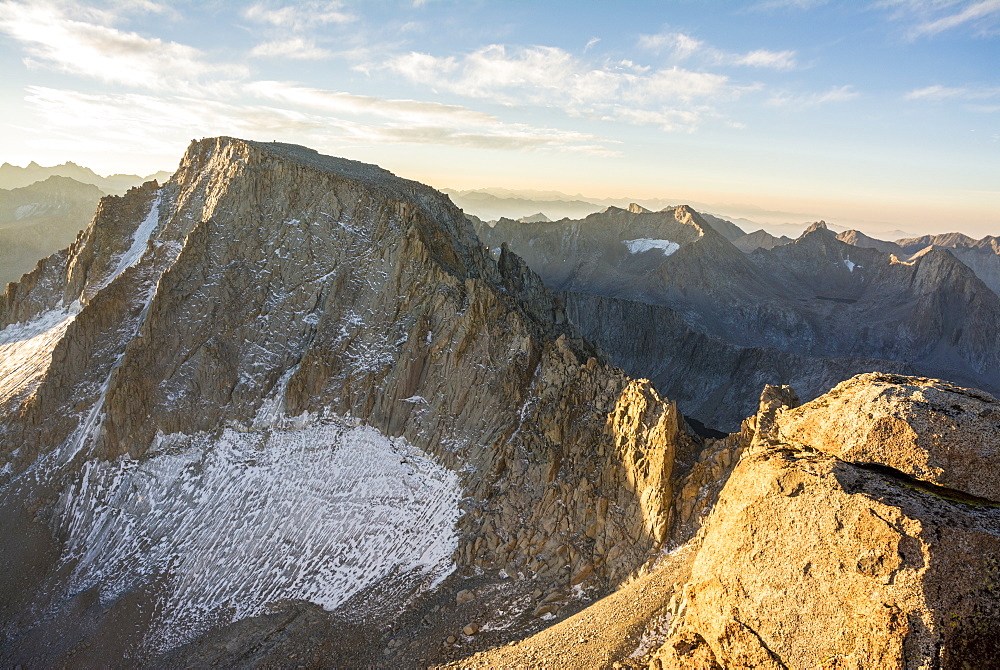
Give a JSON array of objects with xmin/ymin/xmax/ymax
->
[{"xmin": 0, "ymin": 138, "xmax": 703, "ymax": 666}]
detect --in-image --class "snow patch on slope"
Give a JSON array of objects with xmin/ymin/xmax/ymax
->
[
  {"xmin": 624, "ymin": 238, "xmax": 680, "ymax": 256},
  {"xmin": 107, "ymin": 192, "xmax": 161, "ymax": 284},
  {"xmin": 0, "ymin": 302, "xmax": 81, "ymax": 405},
  {"xmin": 56, "ymin": 420, "xmax": 461, "ymax": 653},
  {"xmin": 14, "ymin": 203, "xmax": 42, "ymax": 220},
  {"xmin": 843, "ymin": 259, "xmax": 856, "ymax": 272}
]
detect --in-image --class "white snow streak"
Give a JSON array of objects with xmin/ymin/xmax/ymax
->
[
  {"xmin": 57, "ymin": 421, "xmax": 461, "ymax": 652},
  {"xmin": 0, "ymin": 302, "xmax": 81, "ymax": 405},
  {"xmin": 624, "ymin": 238, "xmax": 681, "ymax": 256},
  {"xmin": 107, "ymin": 193, "xmax": 161, "ymax": 283}
]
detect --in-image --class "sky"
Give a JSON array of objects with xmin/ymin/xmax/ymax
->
[{"xmin": 0, "ymin": 0, "xmax": 997, "ymax": 236}]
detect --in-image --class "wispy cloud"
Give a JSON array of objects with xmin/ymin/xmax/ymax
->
[
  {"xmin": 246, "ymin": 81, "xmax": 500, "ymax": 126},
  {"xmin": 242, "ymin": 2, "xmax": 354, "ymax": 30},
  {"xmin": 767, "ymin": 85, "xmax": 859, "ymax": 107},
  {"xmin": 23, "ymin": 84, "xmax": 618, "ymax": 160},
  {"xmin": 244, "ymin": 81, "xmax": 617, "ymax": 153},
  {"xmin": 912, "ymin": 0, "xmax": 1000, "ymax": 35},
  {"xmin": 383, "ymin": 44, "xmax": 757, "ymax": 132},
  {"xmin": 1, "ymin": 1, "xmax": 619, "ymax": 158},
  {"xmin": 250, "ymin": 37, "xmax": 332, "ymax": 60},
  {"xmin": 906, "ymin": 84, "xmax": 1000, "ymax": 100},
  {"xmin": 880, "ymin": 0, "xmax": 1000, "ymax": 38},
  {"xmin": 638, "ymin": 30, "xmax": 798, "ymax": 70},
  {"xmin": 0, "ymin": 1, "xmax": 245, "ymax": 90}
]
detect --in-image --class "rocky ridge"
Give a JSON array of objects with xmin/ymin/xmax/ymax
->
[
  {"xmin": 732, "ymin": 228, "xmax": 793, "ymax": 252},
  {"xmin": 0, "ymin": 160, "xmax": 171, "ymax": 195},
  {"xmin": 839, "ymin": 229, "xmax": 1000, "ymax": 297}
]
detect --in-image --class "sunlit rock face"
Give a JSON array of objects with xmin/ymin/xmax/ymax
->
[
  {"xmin": 657, "ymin": 376, "xmax": 1000, "ymax": 669},
  {"xmin": 0, "ymin": 138, "xmax": 693, "ymax": 666}
]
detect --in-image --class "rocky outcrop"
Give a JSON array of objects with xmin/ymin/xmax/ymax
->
[
  {"xmin": 777, "ymin": 373, "xmax": 1000, "ymax": 501},
  {"xmin": 0, "ymin": 138, "xmax": 701, "ymax": 666},
  {"xmin": 656, "ymin": 374, "xmax": 1000, "ymax": 668}
]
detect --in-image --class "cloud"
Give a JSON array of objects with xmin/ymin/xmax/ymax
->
[
  {"xmin": 245, "ymin": 81, "xmax": 616, "ymax": 153},
  {"xmin": 912, "ymin": 0, "xmax": 1000, "ymax": 36},
  {"xmin": 767, "ymin": 85, "xmax": 859, "ymax": 107},
  {"xmin": 732, "ymin": 49, "xmax": 798, "ymax": 69},
  {"xmin": 601, "ymin": 106, "xmax": 709, "ymax": 133},
  {"xmin": 638, "ymin": 30, "xmax": 798, "ymax": 70},
  {"xmin": 251, "ymin": 38, "xmax": 332, "ymax": 60},
  {"xmin": 638, "ymin": 32, "xmax": 704, "ymax": 59},
  {"xmin": 242, "ymin": 2, "xmax": 354, "ymax": 30},
  {"xmin": 879, "ymin": 0, "xmax": 1000, "ymax": 38},
  {"xmin": 23, "ymin": 84, "xmax": 618, "ymax": 160},
  {"xmin": 0, "ymin": 1, "xmax": 246, "ymax": 90},
  {"xmin": 383, "ymin": 44, "xmax": 756, "ymax": 132},
  {"xmin": 905, "ymin": 84, "xmax": 1000, "ymax": 100},
  {"xmin": 246, "ymin": 81, "xmax": 499, "ymax": 126}
]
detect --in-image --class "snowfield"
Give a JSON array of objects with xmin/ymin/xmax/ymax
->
[
  {"xmin": 0, "ymin": 302, "xmax": 81, "ymax": 405},
  {"xmin": 56, "ymin": 419, "xmax": 462, "ymax": 652},
  {"xmin": 624, "ymin": 238, "xmax": 681, "ymax": 256}
]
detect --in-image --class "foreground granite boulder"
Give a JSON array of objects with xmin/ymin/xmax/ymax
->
[{"xmin": 658, "ymin": 375, "xmax": 1000, "ymax": 669}]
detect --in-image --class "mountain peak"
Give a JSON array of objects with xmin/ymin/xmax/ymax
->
[
  {"xmin": 627, "ymin": 202, "xmax": 650, "ymax": 214},
  {"xmin": 803, "ymin": 220, "xmax": 829, "ymax": 235}
]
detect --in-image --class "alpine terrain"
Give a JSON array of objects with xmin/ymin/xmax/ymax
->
[
  {"xmin": 476, "ymin": 211, "xmax": 1000, "ymax": 431},
  {"xmin": 1, "ymin": 137, "xmax": 998, "ymax": 668}
]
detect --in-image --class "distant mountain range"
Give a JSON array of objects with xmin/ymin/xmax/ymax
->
[
  {"xmin": 443, "ymin": 187, "xmax": 916, "ymax": 240},
  {"xmin": 0, "ymin": 176, "xmax": 104, "ymax": 286},
  {"xmin": 476, "ymin": 208, "xmax": 1000, "ymax": 431},
  {"xmin": 0, "ymin": 161, "xmax": 170, "ymax": 196}
]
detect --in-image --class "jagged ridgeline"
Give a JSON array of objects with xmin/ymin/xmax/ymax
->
[{"xmin": 0, "ymin": 138, "xmax": 700, "ymax": 665}]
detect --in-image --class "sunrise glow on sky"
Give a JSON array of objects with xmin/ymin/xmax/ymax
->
[{"xmin": 0, "ymin": 1, "xmax": 997, "ymax": 235}]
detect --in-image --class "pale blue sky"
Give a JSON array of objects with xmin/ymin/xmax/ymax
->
[{"xmin": 0, "ymin": 0, "xmax": 997, "ymax": 234}]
